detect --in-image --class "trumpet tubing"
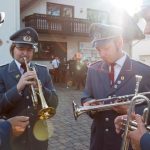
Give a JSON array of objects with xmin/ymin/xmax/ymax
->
[
  {"xmin": 72, "ymin": 97, "xmax": 145, "ymax": 120},
  {"xmin": 23, "ymin": 57, "xmax": 56, "ymax": 120},
  {"xmin": 122, "ymin": 118, "xmax": 150, "ymax": 132},
  {"xmin": 121, "ymin": 75, "xmax": 150, "ymax": 150}
]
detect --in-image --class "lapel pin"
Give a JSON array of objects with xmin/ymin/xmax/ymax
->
[
  {"xmin": 15, "ymin": 74, "xmax": 20, "ymax": 79},
  {"xmin": 114, "ymin": 85, "xmax": 117, "ymax": 89},
  {"xmin": 117, "ymin": 80, "xmax": 121, "ymax": 84},
  {"xmin": 121, "ymin": 76, "xmax": 124, "ymax": 81}
]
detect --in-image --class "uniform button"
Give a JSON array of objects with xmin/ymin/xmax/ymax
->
[
  {"xmin": 105, "ymin": 128, "xmax": 109, "ymax": 132},
  {"xmin": 26, "ymin": 96, "xmax": 30, "ymax": 99},
  {"xmin": 27, "ymin": 106, "xmax": 30, "ymax": 109},
  {"xmin": 22, "ymin": 140, "xmax": 26, "ymax": 144},
  {"xmin": 105, "ymin": 118, "xmax": 109, "ymax": 121},
  {"xmin": 28, "ymin": 125, "xmax": 31, "ymax": 128},
  {"xmin": 114, "ymin": 85, "xmax": 117, "ymax": 89}
]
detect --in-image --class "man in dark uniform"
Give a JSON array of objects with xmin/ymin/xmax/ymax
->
[
  {"xmin": 0, "ymin": 27, "xmax": 58, "ymax": 150},
  {"xmin": 81, "ymin": 23, "xmax": 150, "ymax": 150}
]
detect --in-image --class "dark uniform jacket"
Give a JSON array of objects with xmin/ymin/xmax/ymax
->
[
  {"xmin": 0, "ymin": 60, "xmax": 58, "ymax": 150},
  {"xmin": 140, "ymin": 133, "xmax": 150, "ymax": 150},
  {"xmin": 0, "ymin": 119, "xmax": 11, "ymax": 150},
  {"xmin": 81, "ymin": 55, "xmax": 150, "ymax": 150}
]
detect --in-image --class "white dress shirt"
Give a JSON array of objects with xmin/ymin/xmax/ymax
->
[
  {"xmin": 15, "ymin": 59, "xmax": 30, "ymax": 74},
  {"xmin": 114, "ymin": 53, "xmax": 127, "ymax": 81}
]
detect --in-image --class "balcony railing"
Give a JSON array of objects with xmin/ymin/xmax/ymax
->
[{"xmin": 24, "ymin": 13, "xmax": 91, "ymax": 36}]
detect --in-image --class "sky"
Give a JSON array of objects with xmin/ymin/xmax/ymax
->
[{"xmin": 106, "ymin": 0, "xmax": 143, "ymax": 16}]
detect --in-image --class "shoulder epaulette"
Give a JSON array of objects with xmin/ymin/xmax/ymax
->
[
  {"xmin": 35, "ymin": 63, "xmax": 47, "ymax": 68},
  {"xmin": 89, "ymin": 60, "xmax": 102, "ymax": 66},
  {"xmin": 132, "ymin": 59, "xmax": 150, "ymax": 68},
  {"xmin": 0, "ymin": 63, "xmax": 9, "ymax": 67}
]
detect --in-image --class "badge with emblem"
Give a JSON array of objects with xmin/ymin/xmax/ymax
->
[
  {"xmin": 94, "ymin": 33, "xmax": 102, "ymax": 39},
  {"xmin": 23, "ymin": 35, "xmax": 32, "ymax": 42},
  {"xmin": 15, "ymin": 74, "xmax": 20, "ymax": 79},
  {"xmin": 114, "ymin": 84, "xmax": 117, "ymax": 89},
  {"xmin": 121, "ymin": 76, "xmax": 124, "ymax": 80},
  {"xmin": 117, "ymin": 80, "xmax": 121, "ymax": 84}
]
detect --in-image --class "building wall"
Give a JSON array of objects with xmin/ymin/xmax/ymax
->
[
  {"xmin": 21, "ymin": 0, "xmax": 110, "ymax": 22},
  {"xmin": 0, "ymin": 0, "xmax": 20, "ymax": 64},
  {"xmin": 131, "ymin": 17, "xmax": 150, "ymax": 65},
  {"xmin": 20, "ymin": 0, "xmax": 124, "ymax": 66},
  {"xmin": 132, "ymin": 36, "xmax": 150, "ymax": 65}
]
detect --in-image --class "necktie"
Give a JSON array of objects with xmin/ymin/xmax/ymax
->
[
  {"xmin": 20, "ymin": 63, "xmax": 27, "ymax": 74},
  {"xmin": 109, "ymin": 63, "xmax": 115, "ymax": 86}
]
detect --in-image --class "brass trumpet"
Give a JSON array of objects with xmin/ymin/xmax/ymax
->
[
  {"xmin": 23, "ymin": 57, "xmax": 56, "ymax": 120},
  {"xmin": 121, "ymin": 75, "xmax": 150, "ymax": 150},
  {"xmin": 72, "ymin": 95, "xmax": 146, "ymax": 120},
  {"xmin": 72, "ymin": 75, "xmax": 150, "ymax": 120}
]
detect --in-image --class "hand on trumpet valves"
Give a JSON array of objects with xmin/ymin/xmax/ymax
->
[
  {"xmin": 114, "ymin": 114, "xmax": 128, "ymax": 134},
  {"xmin": 17, "ymin": 70, "xmax": 37, "ymax": 93},
  {"xmin": 128, "ymin": 114, "xmax": 147, "ymax": 150},
  {"xmin": 114, "ymin": 113, "xmax": 147, "ymax": 150},
  {"xmin": 83, "ymin": 99, "xmax": 102, "ymax": 106},
  {"xmin": 112, "ymin": 104, "xmax": 129, "ymax": 114},
  {"xmin": 114, "ymin": 113, "xmax": 136, "ymax": 134}
]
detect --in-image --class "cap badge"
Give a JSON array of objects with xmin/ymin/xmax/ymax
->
[
  {"xmin": 15, "ymin": 74, "xmax": 20, "ymax": 79},
  {"xmin": 117, "ymin": 80, "xmax": 121, "ymax": 84},
  {"xmin": 121, "ymin": 76, "xmax": 125, "ymax": 81},
  {"xmin": 23, "ymin": 35, "xmax": 32, "ymax": 42},
  {"xmin": 94, "ymin": 33, "xmax": 102, "ymax": 39}
]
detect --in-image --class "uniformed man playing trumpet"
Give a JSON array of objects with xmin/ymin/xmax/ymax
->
[
  {"xmin": 81, "ymin": 23, "xmax": 150, "ymax": 150},
  {"xmin": 0, "ymin": 27, "xmax": 58, "ymax": 150}
]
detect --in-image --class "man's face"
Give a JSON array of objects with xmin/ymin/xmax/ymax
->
[
  {"xmin": 96, "ymin": 39, "xmax": 122, "ymax": 64},
  {"xmin": 13, "ymin": 45, "xmax": 34, "ymax": 64}
]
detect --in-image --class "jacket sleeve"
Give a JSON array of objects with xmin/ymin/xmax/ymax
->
[
  {"xmin": 0, "ymin": 75, "xmax": 23, "ymax": 114},
  {"xmin": 140, "ymin": 133, "xmax": 150, "ymax": 150},
  {"xmin": 0, "ymin": 119, "xmax": 12, "ymax": 150},
  {"xmin": 81, "ymin": 67, "xmax": 93, "ymax": 105}
]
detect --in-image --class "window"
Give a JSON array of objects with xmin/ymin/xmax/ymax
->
[
  {"xmin": 87, "ymin": 8, "xmax": 109, "ymax": 23},
  {"xmin": 47, "ymin": 2, "xmax": 74, "ymax": 18},
  {"xmin": 47, "ymin": 4, "xmax": 61, "ymax": 16},
  {"xmin": 62, "ymin": 7, "xmax": 73, "ymax": 18}
]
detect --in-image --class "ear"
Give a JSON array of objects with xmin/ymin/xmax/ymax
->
[{"xmin": 114, "ymin": 36, "xmax": 123, "ymax": 49}]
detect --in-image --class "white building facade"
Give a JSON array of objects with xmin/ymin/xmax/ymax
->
[
  {"xmin": 0, "ymin": 0, "xmax": 145, "ymax": 66},
  {"xmin": 0, "ymin": 0, "xmax": 20, "ymax": 64}
]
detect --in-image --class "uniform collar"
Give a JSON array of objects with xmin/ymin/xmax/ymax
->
[
  {"xmin": 115, "ymin": 52, "xmax": 127, "ymax": 68},
  {"xmin": 14, "ymin": 59, "xmax": 31, "ymax": 70}
]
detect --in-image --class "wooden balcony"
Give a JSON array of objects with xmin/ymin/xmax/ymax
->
[{"xmin": 24, "ymin": 13, "xmax": 91, "ymax": 36}]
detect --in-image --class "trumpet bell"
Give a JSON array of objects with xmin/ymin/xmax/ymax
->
[
  {"xmin": 72, "ymin": 101, "xmax": 79, "ymax": 120},
  {"xmin": 38, "ymin": 107, "xmax": 56, "ymax": 120}
]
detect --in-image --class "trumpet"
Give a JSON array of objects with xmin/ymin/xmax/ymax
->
[
  {"xmin": 23, "ymin": 57, "xmax": 56, "ymax": 120},
  {"xmin": 72, "ymin": 75, "xmax": 150, "ymax": 120},
  {"xmin": 121, "ymin": 75, "xmax": 150, "ymax": 150}
]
